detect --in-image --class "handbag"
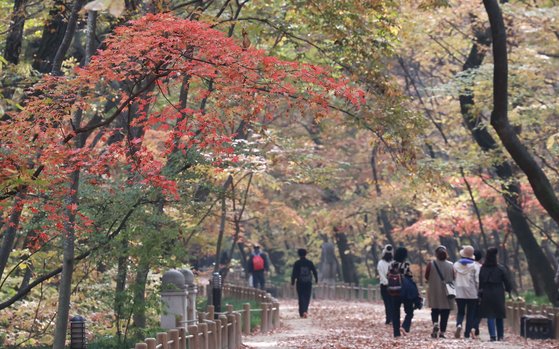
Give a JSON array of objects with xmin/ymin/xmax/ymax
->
[{"xmin": 433, "ymin": 261, "xmax": 456, "ymax": 299}]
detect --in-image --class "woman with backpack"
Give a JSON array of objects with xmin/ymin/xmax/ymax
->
[
  {"xmin": 478, "ymin": 247, "xmax": 512, "ymax": 341},
  {"xmin": 425, "ymin": 245, "xmax": 455, "ymax": 339},
  {"xmin": 387, "ymin": 247, "xmax": 416, "ymax": 337}
]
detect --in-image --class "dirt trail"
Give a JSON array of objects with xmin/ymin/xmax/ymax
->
[{"xmin": 243, "ymin": 299, "xmax": 557, "ymax": 349}]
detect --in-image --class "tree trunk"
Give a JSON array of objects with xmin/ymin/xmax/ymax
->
[
  {"xmin": 32, "ymin": 0, "xmax": 67, "ymax": 73},
  {"xmin": 0, "ymin": 192, "xmax": 26, "ymax": 283},
  {"xmin": 3, "ymin": 0, "xmax": 28, "ymax": 65},
  {"xmin": 334, "ymin": 232, "xmax": 359, "ymax": 284},
  {"xmin": 132, "ymin": 260, "xmax": 150, "ymax": 328},
  {"xmin": 371, "ymin": 146, "xmax": 395, "ymax": 246},
  {"xmin": 479, "ymin": 0, "xmax": 559, "ymax": 302},
  {"xmin": 51, "ymin": 0, "xmax": 87, "ymax": 75},
  {"xmin": 114, "ymin": 239, "xmax": 129, "ymax": 339}
]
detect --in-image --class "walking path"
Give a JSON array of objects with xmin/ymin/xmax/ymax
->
[{"xmin": 244, "ymin": 299, "xmax": 558, "ymax": 349}]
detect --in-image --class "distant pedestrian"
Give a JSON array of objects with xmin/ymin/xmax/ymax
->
[
  {"xmin": 388, "ymin": 247, "xmax": 415, "ymax": 337},
  {"xmin": 453, "ymin": 245, "xmax": 479, "ymax": 339},
  {"xmin": 247, "ymin": 244, "xmax": 269, "ymax": 290},
  {"xmin": 425, "ymin": 245, "xmax": 455, "ymax": 339},
  {"xmin": 291, "ymin": 248, "xmax": 318, "ymax": 318},
  {"xmin": 472, "ymin": 250, "xmax": 483, "ymax": 337},
  {"xmin": 478, "ymin": 247, "xmax": 512, "ymax": 341},
  {"xmin": 377, "ymin": 244, "xmax": 394, "ymax": 325}
]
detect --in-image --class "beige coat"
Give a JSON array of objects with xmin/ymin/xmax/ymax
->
[{"xmin": 427, "ymin": 260, "xmax": 455, "ymax": 309}]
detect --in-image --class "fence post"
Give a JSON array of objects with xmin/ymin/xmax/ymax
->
[
  {"xmin": 199, "ymin": 322, "xmax": 208, "ymax": 349},
  {"xmin": 188, "ymin": 325, "xmax": 199, "ymax": 349},
  {"xmin": 169, "ymin": 329, "xmax": 179, "ymax": 349},
  {"xmin": 157, "ymin": 332, "xmax": 169, "ymax": 349},
  {"xmin": 207, "ymin": 305, "xmax": 215, "ymax": 320},
  {"xmin": 235, "ymin": 312, "xmax": 242, "ymax": 348},
  {"xmin": 214, "ymin": 318, "xmax": 222, "ymax": 349},
  {"xmin": 178, "ymin": 328, "xmax": 187, "ymax": 349},
  {"xmin": 243, "ymin": 303, "xmax": 251, "ymax": 335},
  {"xmin": 206, "ymin": 321, "xmax": 216, "ymax": 349},
  {"xmin": 273, "ymin": 301, "xmax": 280, "ymax": 329},
  {"xmin": 261, "ymin": 303, "xmax": 268, "ymax": 333},
  {"xmin": 146, "ymin": 338, "xmax": 156, "ymax": 349},
  {"xmin": 227, "ymin": 313, "xmax": 236, "ymax": 349},
  {"xmin": 219, "ymin": 314, "xmax": 228, "ymax": 349},
  {"xmin": 135, "ymin": 344, "xmax": 147, "ymax": 349}
]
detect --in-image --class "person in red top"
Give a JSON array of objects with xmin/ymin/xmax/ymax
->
[{"xmin": 247, "ymin": 244, "xmax": 269, "ymax": 290}]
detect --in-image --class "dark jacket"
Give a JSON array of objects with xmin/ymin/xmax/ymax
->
[
  {"xmin": 291, "ymin": 258, "xmax": 318, "ymax": 285},
  {"xmin": 247, "ymin": 252, "xmax": 269, "ymax": 273},
  {"xmin": 478, "ymin": 264, "xmax": 512, "ymax": 319}
]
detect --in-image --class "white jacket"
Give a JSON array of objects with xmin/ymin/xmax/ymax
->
[
  {"xmin": 453, "ymin": 259, "xmax": 479, "ymax": 299},
  {"xmin": 377, "ymin": 259, "xmax": 391, "ymax": 286}
]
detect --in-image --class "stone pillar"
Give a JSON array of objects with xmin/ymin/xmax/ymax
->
[
  {"xmin": 181, "ymin": 269, "xmax": 198, "ymax": 323},
  {"xmin": 161, "ymin": 269, "xmax": 188, "ymax": 329}
]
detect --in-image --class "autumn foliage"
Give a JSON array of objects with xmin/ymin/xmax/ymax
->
[{"xmin": 0, "ymin": 14, "xmax": 363, "ymax": 242}]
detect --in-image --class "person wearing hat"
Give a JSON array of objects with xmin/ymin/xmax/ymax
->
[
  {"xmin": 453, "ymin": 245, "xmax": 479, "ymax": 339},
  {"xmin": 247, "ymin": 244, "xmax": 269, "ymax": 290},
  {"xmin": 377, "ymin": 244, "xmax": 394, "ymax": 325},
  {"xmin": 478, "ymin": 247, "xmax": 512, "ymax": 341},
  {"xmin": 291, "ymin": 248, "xmax": 318, "ymax": 318},
  {"xmin": 425, "ymin": 245, "xmax": 455, "ymax": 339}
]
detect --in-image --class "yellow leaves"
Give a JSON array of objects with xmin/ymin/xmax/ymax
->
[{"xmin": 84, "ymin": 0, "xmax": 125, "ymax": 17}]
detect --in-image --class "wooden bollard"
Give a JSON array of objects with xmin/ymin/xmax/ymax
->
[
  {"xmin": 227, "ymin": 303, "xmax": 234, "ymax": 314},
  {"xmin": 219, "ymin": 314, "xmax": 228, "ymax": 349},
  {"xmin": 243, "ymin": 303, "xmax": 251, "ymax": 335},
  {"xmin": 178, "ymin": 328, "xmax": 187, "ymax": 349},
  {"xmin": 199, "ymin": 323, "xmax": 208, "ymax": 349},
  {"xmin": 157, "ymin": 332, "xmax": 168, "ymax": 349},
  {"xmin": 214, "ymin": 318, "xmax": 222, "ymax": 349},
  {"xmin": 145, "ymin": 338, "xmax": 156, "ymax": 349},
  {"xmin": 206, "ymin": 321, "xmax": 216, "ymax": 349},
  {"xmin": 227, "ymin": 313, "xmax": 236, "ymax": 349},
  {"xmin": 267, "ymin": 303, "xmax": 273, "ymax": 331},
  {"xmin": 207, "ymin": 304, "xmax": 215, "ymax": 320},
  {"xmin": 235, "ymin": 312, "xmax": 242, "ymax": 348},
  {"xmin": 261, "ymin": 302, "xmax": 268, "ymax": 333},
  {"xmin": 169, "ymin": 329, "xmax": 179, "ymax": 349},
  {"xmin": 273, "ymin": 302, "xmax": 280, "ymax": 329},
  {"xmin": 188, "ymin": 325, "xmax": 199, "ymax": 349},
  {"xmin": 135, "ymin": 343, "xmax": 147, "ymax": 349}
]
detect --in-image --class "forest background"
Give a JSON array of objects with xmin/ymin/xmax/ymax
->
[{"xmin": 1, "ymin": 0, "xmax": 559, "ymax": 347}]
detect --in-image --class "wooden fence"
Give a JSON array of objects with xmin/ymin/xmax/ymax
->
[
  {"xmin": 132, "ymin": 283, "xmax": 279, "ymax": 349},
  {"xmin": 505, "ymin": 300, "xmax": 559, "ymax": 338}
]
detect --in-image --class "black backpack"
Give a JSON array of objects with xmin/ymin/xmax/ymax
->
[
  {"xmin": 387, "ymin": 263, "xmax": 402, "ymax": 296},
  {"xmin": 299, "ymin": 265, "xmax": 313, "ymax": 283}
]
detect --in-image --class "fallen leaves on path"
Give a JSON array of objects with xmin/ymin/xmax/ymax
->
[{"xmin": 274, "ymin": 300, "xmax": 558, "ymax": 349}]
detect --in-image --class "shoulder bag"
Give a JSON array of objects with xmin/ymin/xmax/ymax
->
[{"xmin": 433, "ymin": 261, "xmax": 456, "ymax": 299}]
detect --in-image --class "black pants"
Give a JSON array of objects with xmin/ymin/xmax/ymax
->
[
  {"xmin": 456, "ymin": 298, "xmax": 477, "ymax": 337},
  {"xmin": 391, "ymin": 296, "xmax": 414, "ymax": 337},
  {"xmin": 431, "ymin": 308, "xmax": 450, "ymax": 333},
  {"xmin": 380, "ymin": 285, "xmax": 393, "ymax": 324},
  {"xmin": 252, "ymin": 271, "xmax": 265, "ymax": 290},
  {"xmin": 296, "ymin": 282, "xmax": 312, "ymax": 317}
]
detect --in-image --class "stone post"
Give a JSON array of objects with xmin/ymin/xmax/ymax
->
[
  {"xmin": 161, "ymin": 270, "xmax": 188, "ymax": 330},
  {"xmin": 181, "ymin": 269, "xmax": 198, "ymax": 323}
]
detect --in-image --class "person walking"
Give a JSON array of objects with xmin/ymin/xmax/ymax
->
[
  {"xmin": 247, "ymin": 244, "xmax": 269, "ymax": 290},
  {"xmin": 453, "ymin": 245, "xmax": 479, "ymax": 339},
  {"xmin": 479, "ymin": 247, "xmax": 512, "ymax": 341},
  {"xmin": 377, "ymin": 244, "xmax": 394, "ymax": 325},
  {"xmin": 291, "ymin": 248, "xmax": 318, "ymax": 318},
  {"xmin": 425, "ymin": 245, "xmax": 455, "ymax": 339},
  {"xmin": 389, "ymin": 247, "xmax": 415, "ymax": 337}
]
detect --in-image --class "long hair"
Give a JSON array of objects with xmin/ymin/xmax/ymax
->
[
  {"xmin": 394, "ymin": 247, "xmax": 408, "ymax": 263},
  {"xmin": 484, "ymin": 247, "xmax": 498, "ymax": 267},
  {"xmin": 382, "ymin": 253, "xmax": 393, "ymax": 262}
]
